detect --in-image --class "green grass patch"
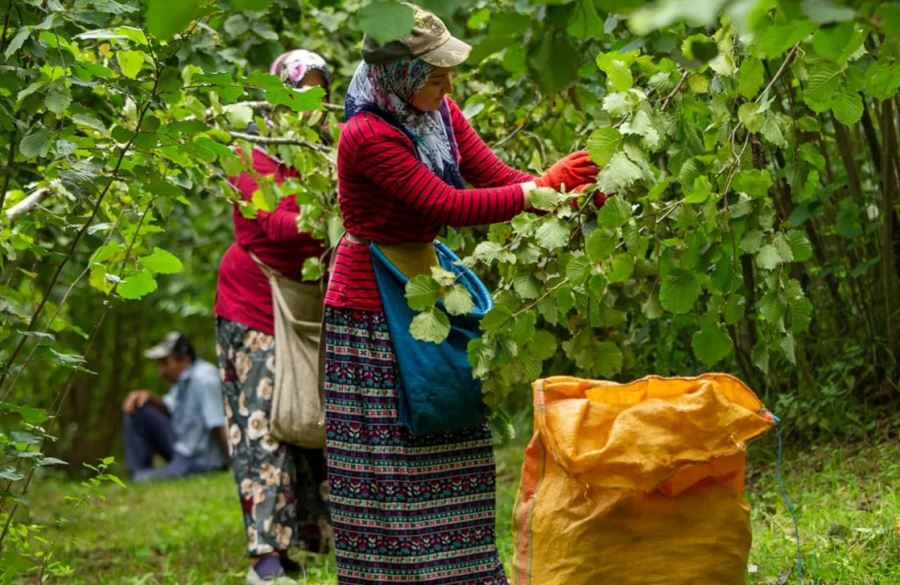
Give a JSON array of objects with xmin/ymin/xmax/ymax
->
[{"xmin": 19, "ymin": 436, "xmax": 898, "ymax": 584}]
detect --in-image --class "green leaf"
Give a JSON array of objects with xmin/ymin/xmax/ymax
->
[
  {"xmin": 802, "ymin": 0, "xmax": 855, "ymax": 24},
  {"xmin": 535, "ymin": 217, "xmax": 569, "ymax": 250},
  {"xmin": 567, "ymin": 0, "xmax": 605, "ymax": 39},
  {"xmin": 587, "ymin": 228, "xmax": 618, "ymax": 260},
  {"xmin": 620, "ymin": 108, "xmax": 661, "ymax": 149},
  {"xmin": 780, "ymin": 332, "xmax": 797, "ymax": 364},
  {"xmin": 725, "ymin": 294, "xmax": 746, "ymax": 324},
  {"xmin": 251, "ymin": 188, "xmax": 276, "ymax": 213},
  {"xmin": 752, "ymin": 342, "xmax": 770, "ymax": 374},
  {"xmin": 118, "ymin": 270, "xmax": 157, "ymax": 300},
  {"xmin": 13, "ymin": 405, "xmax": 49, "ymax": 424},
  {"xmin": 481, "ymin": 305, "xmax": 513, "ymax": 333},
  {"xmin": 594, "ymin": 341, "xmax": 623, "ymax": 378},
  {"xmin": 144, "ymin": 0, "xmax": 205, "ymax": 41},
  {"xmin": 733, "ymin": 169, "xmax": 772, "ymax": 198},
  {"xmin": 45, "ymin": 85, "xmax": 72, "ymax": 115},
  {"xmin": 803, "ymin": 61, "xmax": 843, "ymax": 112},
  {"xmin": 738, "ymin": 102, "xmax": 763, "ymax": 132},
  {"xmin": 405, "ymin": 275, "xmax": 440, "ymax": 311},
  {"xmin": 831, "ymin": 88, "xmax": 863, "ymax": 125},
  {"xmin": 19, "ymin": 128, "xmax": 51, "ymax": 159},
  {"xmin": 602, "ymin": 89, "xmax": 644, "ymax": 117},
  {"xmin": 659, "ymin": 268, "xmax": 701, "ymax": 314},
  {"xmin": 586, "ymin": 127, "xmax": 622, "ymax": 166},
  {"xmin": 756, "ymin": 244, "xmax": 784, "ymax": 270},
  {"xmin": 863, "ymin": 58, "xmax": 900, "ymax": 101},
  {"xmin": 224, "ymin": 105, "xmax": 253, "ymax": 129},
  {"xmin": 691, "ymin": 324, "xmax": 733, "ymax": 366},
  {"xmin": 430, "ymin": 266, "xmax": 456, "ymax": 287},
  {"xmin": 38, "ymin": 457, "xmax": 68, "ymax": 467},
  {"xmin": 140, "ymin": 247, "xmax": 183, "ymax": 275},
  {"xmin": 302, "ymin": 257, "xmax": 324, "ymax": 282},
  {"xmin": 530, "ymin": 187, "xmax": 561, "ymax": 211},
  {"xmin": 49, "ymin": 349, "xmax": 87, "ymax": 368},
  {"xmin": 4, "ymin": 27, "xmax": 29, "ymax": 59},
  {"xmin": 566, "ymin": 254, "xmax": 592, "ymax": 286},
  {"xmin": 760, "ymin": 114, "xmax": 787, "ymax": 147},
  {"xmin": 597, "ymin": 195, "xmax": 632, "ymax": 229},
  {"xmin": 628, "ymin": 0, "xmax": 724, "ymax": 35},
  {"xmin": 358, "ymin": 1, "xmax": 416, "ymax": 45},
  {"xmin": 73, "ymin": 112, "xmax": 107, "ymax": 132},
  {"xmin": 233, "ymin": 0, "xmax": 273, "ymax": 11},
  {"xmin": 527, "ymin": 330, "xmax": 558, "ymax": 361},
  {"xmin": 444, "ymin": 284, "xmax": 474, "ymax": 316},
  {"xmin": 646, "ymin": 178, "xmax": 671, "ymax": 201},
  {"xmin": 688, "ymin": 74, "xmax": 709, "ymax": 93},
  {"xmin": 513, "ymin": 271, "xmax": 541, "ymax": 300},
  {"xmin": 116, "ymin": 50, "xmax": 145, "ymax": 79},
  {"xmin": 736, "ymin": 57, "xmax": 765, "ymax": 99},
  {"xmin": 532, "ymin": 33, "xmax": 580, "ymax": 95},
  {"xmin": 642, "ymin": 292, "xmax": 663, "ymax": 319},
  {"xmin": 0, "ymin": 466, "xmax": 24, "ymax": 481},
  {"xmin": 409, "ymin": 308, "xmax": 450, "ymax": 343},
  {"xmin": 811, "ymin": 22, "xmax": 866, "ymax": 63},
  {"xmin": 596, "ymin": 52, "xmax": 633, "ymax": 91},
  {"xmin": 607, "ymin": 254, "xmax": 634, "ymax": 283},
  {"xmin": 785, "ymin": 279, "xmax": 813, "ymax": 333},
  {"xmin": 786, "ymin": 230, "xmax": 813, "ymax": 262},
  {"xmin": 684, "ymin": 175, "xmax": 711, "ymax": 204},
  {"xmin": 739, "ymin": 229, "xmax": 764, "ymax": 254},
  {"xmin": 754, "ymin": 20, "xmax": 816, "ymax": 59}
]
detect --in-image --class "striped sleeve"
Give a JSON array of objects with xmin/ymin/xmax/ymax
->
[
  {"xmin": 342, "ymin": 114, "xmax": 526, "ymax": 228},
  {"xmin": 447, "ymin": 98, "xmax": 535, "ymax": 188}
]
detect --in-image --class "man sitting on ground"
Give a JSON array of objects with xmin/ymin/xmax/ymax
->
[{"xmin": 122, "ymin": 332, "xmax": 229, "ymax": 481}]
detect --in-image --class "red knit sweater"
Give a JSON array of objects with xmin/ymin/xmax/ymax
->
[
  {"xmin": 324, "ymin": 98, "xmax": 533, "ymax": 311},
  {"xmin": 215, "ymin": 148, "xmax": 326, "ymax": 334}
]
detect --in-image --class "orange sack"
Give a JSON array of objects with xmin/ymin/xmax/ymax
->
[{"xmin": 512, "ymin": 374, "xmax": 775, "ymax": 585}]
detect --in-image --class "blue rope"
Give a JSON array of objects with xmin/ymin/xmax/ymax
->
[{"xmin": 773, "ymin": 414, "xmax": 805, "ymax": 584}]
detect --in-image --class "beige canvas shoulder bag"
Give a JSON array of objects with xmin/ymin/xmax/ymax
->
[{"xmin": 248, "ymin": 252, "xmax": 326, "ymax": 448}]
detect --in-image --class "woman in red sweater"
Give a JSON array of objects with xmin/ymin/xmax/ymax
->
[
  {"xmin": 323, "ymin": 6, "xmax": 598, "ymax": 584},
  {"xmin": 215, "ymin": 49, "xmax": 331, "ymax": 584}
]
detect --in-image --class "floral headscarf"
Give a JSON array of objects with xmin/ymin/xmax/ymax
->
[
  {"xmin": 345, "ymin": 60, "xmax": 463, "ymax": 188},
  {"xmin": 270, "ymin": 49, "xmax": 330, "ymax": 94}
]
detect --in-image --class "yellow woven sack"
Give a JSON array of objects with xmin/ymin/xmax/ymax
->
[{"xmin": 512, "ymin": 374, "xmax": 774, "ymax": 585}]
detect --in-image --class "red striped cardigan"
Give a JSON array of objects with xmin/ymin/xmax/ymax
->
[{"xmin": 325, "ymin": 97, "xmax": 533, "ymax": 310}]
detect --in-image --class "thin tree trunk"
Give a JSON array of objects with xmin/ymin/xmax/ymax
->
[
  {"xmin": 879, "ymin": 100, "xmax": 898, "ymax": 359},
  {"xmin": 833, "ymin": 119, "xmax": 863, "ymax": 198}
]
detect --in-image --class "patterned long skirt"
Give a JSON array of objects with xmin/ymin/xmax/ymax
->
[
  {"xmin": 216, "ymin": 317, "xmax": 330, "ymax": 557},
  {"xmin": 324, "ymin": 306, "xmax": 508, "ymax": 584}
]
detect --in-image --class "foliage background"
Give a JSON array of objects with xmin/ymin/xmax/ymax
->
[{"xmin": 0, "ymin": 0, "xmax": 897, "ymax": 579}]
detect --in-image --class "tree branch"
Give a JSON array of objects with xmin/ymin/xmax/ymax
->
[
  {"xmin": 0, "ymin": 127, "xmax": 17, "ymax": 215},
  {"xmin": 0, "ymin": 0, "xmax": 12, "ymax": 57},
  {"xmin": 4, "ymin": 180, "xmax": 62, "ymax": 221},
  {"xmin": 228, "ymin": 131, "xmax": 335, "ymax": 165},
  {"xmin": 661, "ymin": 71, "xmax": 689, "ymax": 110}
]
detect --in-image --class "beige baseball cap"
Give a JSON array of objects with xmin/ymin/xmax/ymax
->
[{"xmin": 362, "ymin": 3, "xmax": 472, "ymax": 68}]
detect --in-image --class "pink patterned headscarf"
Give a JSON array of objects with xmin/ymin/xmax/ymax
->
[{"xmin": 269, "ymin": 49, "xmax": 330, "ymax": 93}]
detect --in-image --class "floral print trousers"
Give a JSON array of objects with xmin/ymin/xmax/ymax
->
[{"xmin": 216, "ymin": 317, "xmax": 330, "ymax": 557}]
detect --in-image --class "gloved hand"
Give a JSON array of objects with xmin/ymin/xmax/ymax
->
[{"xmin": 535, "ymin": 150, "xmax": 600, "ymax": 191}]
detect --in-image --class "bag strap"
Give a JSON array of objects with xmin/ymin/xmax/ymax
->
[{"xmin": 246, "ymin": 249, "xmax": 280, "ymax": 280}]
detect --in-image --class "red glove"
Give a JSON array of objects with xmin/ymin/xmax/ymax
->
[{"xmin": 535, "ymin": 150, "xmax": 600, "ymax": 191}]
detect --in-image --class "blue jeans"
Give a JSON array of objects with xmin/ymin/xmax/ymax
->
[{"xmin": 123, "ymin": 405, "xmax": 213, "ymax": 482}]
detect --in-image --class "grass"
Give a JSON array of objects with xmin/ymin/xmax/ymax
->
[{"xmin": 17, "ymin": 434, "xmax": 899, "ymax": 584}]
